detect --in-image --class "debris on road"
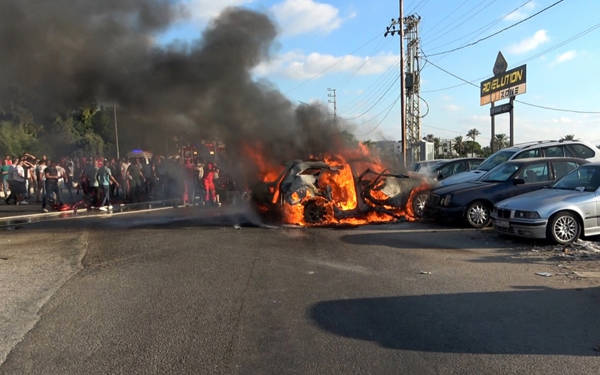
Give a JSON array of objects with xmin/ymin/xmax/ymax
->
[
  {"xmin": 535, "ymin": 272, "xmax": 553, "ymax": 277},
  {"xmin": 233, "ymin": 224, "xmax": 241, "ymax": 230},
  {"xmin": 419, "ymin": 271, "xmax": 432, "ymax": 275},
  {"xmin": 573, "ymin": 271, "xmax": 600, "ymax": 278}
]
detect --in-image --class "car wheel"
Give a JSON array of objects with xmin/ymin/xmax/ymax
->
[
  {"xmin": 412, "ymin": 191, "xmax": 429, "ymax": 218},
  {"xmin": 303, "ymin": 199, "xmax": 332, "ymax": 224},
  {"xmin": 548, "ymin": 211, "xmax": 580, "ymax": 245},
  {"xmin": 465, "ymin": 201, "xmax": 491, "ymax": 228}
]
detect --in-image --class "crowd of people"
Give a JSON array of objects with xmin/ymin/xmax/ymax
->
[{"xmin": 0, "ymin": 151, "xmax": 237, "ymax": 213}]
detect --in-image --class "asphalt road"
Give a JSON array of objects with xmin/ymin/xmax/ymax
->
[{"xmin": 1, "ymin": 207, "xmax": 599, "ymax": 374}]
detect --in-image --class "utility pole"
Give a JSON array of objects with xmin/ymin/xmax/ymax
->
[
  {"xmin": 404, "ymin": 14, "xmax": 421, "ymax": 163},
  {"xmin": 327, "ymin": 88, "xmax": 337, "ymax": 122},
  {"xmin": 385, "ymin": 1, "xmax": 406, "ymax": 167},
  {"xmin": 113, "ymin": 104, "xmax": 120, "ymax": 160}
]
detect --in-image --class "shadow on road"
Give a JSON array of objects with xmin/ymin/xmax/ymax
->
[
  {"xmin": 339, "ymin": 230, "xmax": 516, "ymax": 250},
  {"xmin": 308, "ymin": 287, "xmax": 600, "ymax": 355}
]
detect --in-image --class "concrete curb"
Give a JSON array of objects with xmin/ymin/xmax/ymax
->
[{"xmin": 0, "ymin": 199, "xmax": 179, "ymax": 222}]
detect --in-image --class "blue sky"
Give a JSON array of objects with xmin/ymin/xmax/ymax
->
[{"xmin": 160, "ymin": 0, "xmax": 600, "ymax": 146}]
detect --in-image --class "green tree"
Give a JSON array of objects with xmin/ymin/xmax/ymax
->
[
  {"xmin": 560, "ymin": 134, "xmax": 575, "ymax": 141},
  {"xmin": 466, "ymin": 128, "xmax": 481, "ymax": 157},
  {"xmin": 464, "ymin": 140, "xmax": 482, "ymax": 156},
  {"xmin": 453, "ymin": 136, "xmax": 465, "ymax": 156},
  {"xmin": 481, "ymin": 146, "xmax": 492, "ymax": 157},
  {"xmin": 433, "ymin": 137, "xmax": 441, "ymax": 158},
  {"xmin": 493, "ymin": 134, "xmax": 509, "ymax": 150}
]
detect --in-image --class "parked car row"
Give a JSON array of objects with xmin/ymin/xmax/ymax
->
[{"xmin": 417, "ymin": 139, "xmax": 600, "ymax": 244}]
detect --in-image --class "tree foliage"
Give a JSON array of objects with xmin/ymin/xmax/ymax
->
[{"xmin": 0, "ymin": 104, "xmax": 115, "ymax": 158}]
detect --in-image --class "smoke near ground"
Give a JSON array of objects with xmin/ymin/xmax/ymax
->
[{"xmin": 0, "ymin": 1, "xmax": 355, "ymax": 182}]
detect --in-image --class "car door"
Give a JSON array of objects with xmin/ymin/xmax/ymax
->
[
  {"xmin": 513, "ymin": 161, "xmax": 552, "ymax": 196},
  {"xmin": 551, "ymin": 160, "xmax": 582, "ymax": 181},
  {"xmin": 596, "ymin": 188, "xmax": 600, "ymax": 228}
]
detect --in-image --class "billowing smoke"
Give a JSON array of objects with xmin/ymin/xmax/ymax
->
[{"xmin": 0, "ymin": 0, "xmax": 354, "ymax": 184}]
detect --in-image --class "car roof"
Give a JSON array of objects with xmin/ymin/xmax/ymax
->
[
  {"xmin": 502, "ymin": 157, "xmax": 589, "ymax": 165},
  {"xmin": 449, "ymin": 157, "xmax": 484, "ymax": 161},
  {"xmin": 510, "ymin": 139, "xmax": 597, "ymax": 151}
]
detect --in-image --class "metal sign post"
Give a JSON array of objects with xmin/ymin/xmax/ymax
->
[{"xmin": 481, "ymin": 52, "xmax": 526, "ymax": 151}]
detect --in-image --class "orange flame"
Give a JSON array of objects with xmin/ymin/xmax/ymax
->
[{"xmin": 247, "ymin": 142, "xmax": 430, "ymax": 226}]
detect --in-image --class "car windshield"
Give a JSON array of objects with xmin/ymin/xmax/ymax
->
[
  {"xmin": 477, "ymin": 150, "xmax": 517, "ymax": 171},
  {"xmin": 553, "ymin": 166, "xmax": 600, "ymax": 192},
  {"xmin": 415, "ymin": 161, "xmax": 444, "ymax": 172},
  {"xmin": 481, "ymin": 163, "xmax": 520, "ymax": 182}
]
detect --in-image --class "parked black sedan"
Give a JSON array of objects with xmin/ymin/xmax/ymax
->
[{"xmin": 425, "ymin": 157, "xmax": 588, "ymax": 228}]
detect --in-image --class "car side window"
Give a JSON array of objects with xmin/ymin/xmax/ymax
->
[
  {"xmin": 518, "ymin": 162, "xmax": 550, "ymax": 183},
  {"xmin": 552, "ymin": 161, "xmax": 581, "ymax": 180},
  {"xmin": 469, "ymin": 160, "xmax": 482, "ymax": 169},
  {"xmin": 543, "ymin": 146, "xmax": 564, "ymax": 157},
  {"xmin": 566, "ymin": 144, "xmax": 595, "ymax": 159},
  {"xmin": 438, "ymin": 163, "xmax": 455, "ymax": 178},
  {"xmin": 455, "ymin": 161, "xmax": 468, "ymax": 174},
  {"xmin": 513, "ymin": 149, "xmax": 541, "ymax": 159}
]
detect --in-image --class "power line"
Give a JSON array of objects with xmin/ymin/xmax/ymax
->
[
  {"xmin": 515, "ymin": 101, "xmax": 600, "ymax": 114},
  {"xmin": 339, "ymin": 63, "xmax": 399, "ymax": 114},
  {"xmin": 408, "ymin": 0, "xmax": 431, "ymax": 15},
  {"xmin": 425, "ymin": 0, "xmax": 565, "ymax": 57},
  {"xmin": 421, "ymin": 20, "xmax": 600, "ymax": 93},
  {"xmin": 359, "ymin": 94, "xmax": 402, "ymax": 136},
  {"xmin": 331, "ymin": 36, "xmax": 390, "ymax": 92},
  {"xmin": 420, "ymin": 0, "xmax": 471, "ymax": 39},
  {"xmin": 422, "ymin": 57, "xmax": 600, "ymax": 114},
  {"xmin": 426, "ymin": 0, "xmax": 532, "ymax": 52},
  {"xmin": 424, "ymin": 0, "xmax": 501, "ymax": 48},
  {"xmin": 344, "ymin": 74, "xmax": 400, "ymax": 120},
  {"xmin": 284, "ymin": 32, "xmax": 381, "ymax": 94},
  {"xmin": 513, "ymin": 22, "xmax": 600, "ymax": 64}
]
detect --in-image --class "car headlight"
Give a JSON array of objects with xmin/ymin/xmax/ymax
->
[
  {"xmin": 440, "ymin": 194, "xmax": 452, "ymax": 207},
  {"xmin": 514, "ymin": 210, "xmax": 541, "ymax": 219}
]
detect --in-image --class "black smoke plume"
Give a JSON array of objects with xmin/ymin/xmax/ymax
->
[{"xmin": 0, "ymin": 0, "xmax": 355, "ymax": 183}]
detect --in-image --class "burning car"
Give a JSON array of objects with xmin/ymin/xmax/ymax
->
[{"xmin": 252, "ymin": 158, "xmax": 428, "ymax": 226}]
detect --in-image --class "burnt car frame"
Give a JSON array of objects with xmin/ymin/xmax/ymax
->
[{"xmin": 253, "ymin": 160, "xmax": 425, "ymax": 225}]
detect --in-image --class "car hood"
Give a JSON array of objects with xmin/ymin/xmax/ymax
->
[
  {"xmin": 437, "ymin": 169, "xmax": 486, "ymax": 187},
  {"xmin": 432, "ymin": 181, "xmax": 497, "ymax": 196},
  {"xmin": 495, "ymin": 188, "xmax": 592, "ymax": 211}
]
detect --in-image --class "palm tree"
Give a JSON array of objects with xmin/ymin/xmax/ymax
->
[
  {"xmin": 466, "ymin": 128, "xmax": 481, "ymax": 157},
  {"xmin": 494, "ymin": 134, "xmax": 509, "ymax": 150},
  {"xmin": 453, "ymin": 136, "xmax": 464, "ymax": 156},
  {"xmin": 560, "ymin": 134, "xmax": 575, "ymax": 141}
]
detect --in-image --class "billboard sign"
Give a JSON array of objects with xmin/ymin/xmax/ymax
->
[{"xmin": 480, "ymin": 64, "xmax": 526, "ymax": 106}]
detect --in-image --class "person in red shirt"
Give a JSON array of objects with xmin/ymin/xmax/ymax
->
[{"xmin": 203, "ymin": 162, "xmax": 216, "ymax": 206}]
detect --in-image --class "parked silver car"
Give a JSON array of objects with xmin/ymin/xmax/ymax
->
[{"xmin": 492, "ymin": 163, "xmax": 600, "ymax": 244}]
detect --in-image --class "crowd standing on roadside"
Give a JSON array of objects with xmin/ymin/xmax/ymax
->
[{"xmin": 0, "ymin": 150, "xmax": 243, "ymax": 213}]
